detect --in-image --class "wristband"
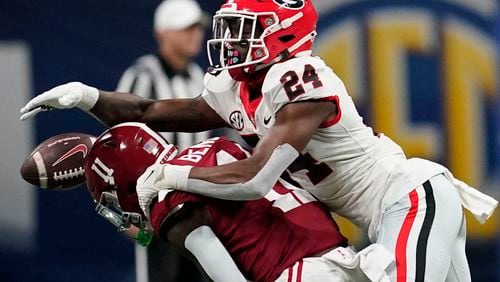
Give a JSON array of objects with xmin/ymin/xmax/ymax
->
[{"xmin": 156, "ymin": 165, "xmax": 193, "ymax": 191}]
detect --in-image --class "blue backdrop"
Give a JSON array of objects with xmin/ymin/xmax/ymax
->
[
  {"xmin": 0, "ymin": 1, "xmax": 218, "ymax": 281},
  {"xmin": 0, "ymin": 1, "xmax": 498, "ymax": 281}
]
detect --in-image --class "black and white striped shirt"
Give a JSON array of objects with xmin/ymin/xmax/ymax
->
[{"xmin": 116, "ymin": 54, "xmax": 210, "ymax": 150}]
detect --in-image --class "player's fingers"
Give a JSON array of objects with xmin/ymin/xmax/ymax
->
[
  {"xmin": 20, "ymin": 107, "xmax": 45, "ymax": 121},
  {"xmin": 20, "ymin": 100, "xmax": 36, "ymax": 114},
  {"xmin": 20, "ymin": 91, "xmax": 56, "ymax": 114}
]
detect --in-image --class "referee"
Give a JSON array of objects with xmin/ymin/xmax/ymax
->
[
  {"xmin": 117, "ymin": 0, "xmax": 209, "ymax": 152},
  {"xmin": 116, "ymin": 1, "xmax": 210, "ymax": 281}
]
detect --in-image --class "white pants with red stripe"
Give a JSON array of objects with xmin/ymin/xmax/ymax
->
[{"xmin": 376, "ymin": 174, "xmax": 471, "ymax": 282}]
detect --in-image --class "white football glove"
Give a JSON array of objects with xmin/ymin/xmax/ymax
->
[
  {"xmin": 136, "ymin": 164, "xmax": 165, "ymax": 219},
  {"xmin": 20, "ymin": 82, "xmax": 99, "ymax": 120},
  {"xmin": 136, "ymin": 163, "xmax": 193, "ymax": 218}
]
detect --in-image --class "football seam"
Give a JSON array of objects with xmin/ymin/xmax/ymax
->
[{"xmin": 53, "ymin": 167, "xmax": 85, "ymax": 181}]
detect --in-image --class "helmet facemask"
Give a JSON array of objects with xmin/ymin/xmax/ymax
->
[
  {"xmin": 96, "ymin": 191, "xmax": 153, "ymax": 246},
  {"xmin": 207, "ymin": 0, "xmax": 318, "ymax": 80},
  {"xmin": 207, "ymin": 11, "xmax": 274, "ymax": 74}
]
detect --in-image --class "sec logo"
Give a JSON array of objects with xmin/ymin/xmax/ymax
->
[{"xmin": 229, "ymin": 111, "xmax": 244, "ymax": 131}]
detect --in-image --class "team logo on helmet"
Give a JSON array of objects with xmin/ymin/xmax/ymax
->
[{"xmin": 273, "ymin": 0, "xmax": 305, "ymax": 9}]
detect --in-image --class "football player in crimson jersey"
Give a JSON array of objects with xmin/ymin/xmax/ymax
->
[
  {"xmin": 21, "ymin": 0, "xmax": 497, "ymax": 281},
  {"xmin": 85, "ymin": 122, "xmax": 391, "ymax": 282}
]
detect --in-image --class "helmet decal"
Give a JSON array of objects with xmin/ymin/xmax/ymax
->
[
  {"xmin": 90, "ymin": 157, "xmax": 116, "ymax": 186},
  {"xmin": 273, "ymin": 0, "xmax": 305, "ymax": 10}
]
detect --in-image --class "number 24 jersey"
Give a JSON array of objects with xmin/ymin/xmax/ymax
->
[{"xmin": 201, "ymin": 54, "xmax": 446, "ymax": 241}]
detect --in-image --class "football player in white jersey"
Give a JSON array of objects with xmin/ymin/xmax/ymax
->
[{"xmin": 20, "ymin": 0, "xmax": 497, "ymax": 281}]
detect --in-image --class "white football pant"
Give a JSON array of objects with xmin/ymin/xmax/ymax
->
[{"xmin": 376, "ymin": 174, "xmax": 471, "ymax": 282}]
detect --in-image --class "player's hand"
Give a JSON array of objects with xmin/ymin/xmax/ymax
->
[
  {"xmin": 136, "ymin": 164, "xmax": 165, "ymax": 219},
  {"xmin": 136, "ymin": 163, "xmax": 193, "ymax": 218},
  {"xmin": 20, "ymin": 82, "xmax": 99, "ymax": 120}
]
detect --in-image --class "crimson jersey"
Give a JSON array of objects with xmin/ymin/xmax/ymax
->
[{"xmin": 150, "ymin": 137, "xmax": 347, "ymax": 282}]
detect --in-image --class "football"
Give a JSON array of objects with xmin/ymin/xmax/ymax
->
[{"xmin": 20, "ymin": 133, "xmax": 96, "ymax": 191}]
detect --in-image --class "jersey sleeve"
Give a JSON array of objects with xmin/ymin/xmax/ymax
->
[
  {"xmin": 201, "ymin": 70, "xmax": 239, "ymax": 124},
  {"xmin": 149, "ymin": 191, "xmax": 205, "ymax": 240},
  {"xmin": 262, "ymin": 56, "xmax": 349, "ymax": 114}
]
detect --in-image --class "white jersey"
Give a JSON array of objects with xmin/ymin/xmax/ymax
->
[{"xmin": 202, "ymin": 54, "xmax": 448, "ymax": 240}]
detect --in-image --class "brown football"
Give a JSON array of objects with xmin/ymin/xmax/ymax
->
[{"xmin": 20, "ymin": 133, "xmax": 96, "ymax": 191}]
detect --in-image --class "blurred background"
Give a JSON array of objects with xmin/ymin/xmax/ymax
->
[{"xmin": 0, "ymin": 0, "xmax": 498, "ymax": 281}]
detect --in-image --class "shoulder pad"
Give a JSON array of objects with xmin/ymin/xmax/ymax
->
[
  {"xmin": 203, "ymin": 70, "xmax": 238, "ymax": 94},
  {"xmin": 262, "ymin": 56, "xmax": 342, "ymax": 113}
]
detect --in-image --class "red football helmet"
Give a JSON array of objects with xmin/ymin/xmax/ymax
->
[
  {"xmin": 207, "ymin": 0, "xmax": 318, "ymax": 80},
  {"xmin": 85, "ymin": 122, "xmax": 177, "ymax": 245}
]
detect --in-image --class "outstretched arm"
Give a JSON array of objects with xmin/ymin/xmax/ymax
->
[
  {"xmin": 137, "ymin": 100, "xmax": 336, "ymax": 208},
  {"xmin": 92, "ymin": 91, "xmax": 227, "ymax": 132},
  {"xmin": 20, "ymin": 82, "xmax": 228, "ymax": 132}
]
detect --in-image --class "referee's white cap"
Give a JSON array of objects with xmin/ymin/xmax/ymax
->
[{"xmin": 154, "ymin": 0, "xmax": 208, "ymax": 31}]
